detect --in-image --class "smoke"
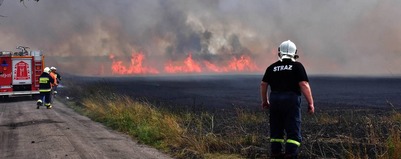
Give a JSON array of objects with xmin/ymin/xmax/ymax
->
[{"xmin": 0, "ymin": 0, "xmax": 400, "ymax": 76}]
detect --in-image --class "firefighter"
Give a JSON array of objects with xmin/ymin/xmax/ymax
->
[
  {"xmin": 50, "ymin": 66, "xmax": 61, "ymax": 94},
  {"xmin": 260, "ymin": 40, "xmax": 314, "ymax": 158},
  {"xmin": 37, "ymin": 67, "xmax": 55, "ymax": 109}
]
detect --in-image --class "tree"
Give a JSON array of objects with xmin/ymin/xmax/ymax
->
[
  {"xmin": 0, "ymin": 0, "xmax": 39, "ymax": 18},
  {"xmin": 0, "ymin": 0, "xmax": 39, "ymax": 7}
]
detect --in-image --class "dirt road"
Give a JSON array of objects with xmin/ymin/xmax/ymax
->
[{"xmin": 0, "ymin": 97, "xmax": 172, "ymax": 159}]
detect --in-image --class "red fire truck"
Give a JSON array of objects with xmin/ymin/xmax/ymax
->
[{"xmin": 0, "ymin": 46, "xmax": 44, "ymax": 98}]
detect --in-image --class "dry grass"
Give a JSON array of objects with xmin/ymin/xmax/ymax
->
[{"xmin": 60, "ymin": 80, "xmax": 401, "ymax": 159}]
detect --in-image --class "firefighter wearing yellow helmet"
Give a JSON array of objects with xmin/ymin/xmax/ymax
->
[{"xmin": 260, "ymin": 40, "xmax": 314, "ymax": 158}]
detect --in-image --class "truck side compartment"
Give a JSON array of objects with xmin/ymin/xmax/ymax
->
[{"xmin": 0, "ymin": 47, "xmax": 44, "ymax": 97}]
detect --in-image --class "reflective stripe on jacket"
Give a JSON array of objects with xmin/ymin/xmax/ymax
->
[{"xmin": 39, "ymin": 72, "xmax": 54, "ymax": 92}]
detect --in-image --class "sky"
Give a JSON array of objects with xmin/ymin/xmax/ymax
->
[{"xmin": 0, "ymin": 0, "xmax": 400, "ymax": 76}]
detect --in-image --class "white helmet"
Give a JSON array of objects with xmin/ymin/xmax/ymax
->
[
  {"xmin": 278, "ymin": 40, "xmax": 297, "ymax": 61},
  {"xmin": 50, "ymin": 66, "xmax": 57, "ymax": 70},
  {"xmin": 44, "ymin": 67, "xmax": 51, "ymax": 74}
]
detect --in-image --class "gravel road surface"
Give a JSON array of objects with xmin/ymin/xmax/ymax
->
[{"xmin": 0, "ymin": 97, "xmax": 172, "ymax": 159}]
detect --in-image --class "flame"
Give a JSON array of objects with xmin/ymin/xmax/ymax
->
[
  {"xmin": 204, "ymin": 55, "xmax": 260, "ymax": 72},
  {"xmin": 109, "ymin": 52, "xmax": 261, "ymax": 75},
  {"xmin": 227, "ymin": 55, "xmax": 259, "ymax": 71},
  {"xmin": 110, "ymin": 51, "xmax": 159, "ymax": 75},
  {"xmin": 164, "ymin": 53, "xmax": 202, "ymax": 73}
]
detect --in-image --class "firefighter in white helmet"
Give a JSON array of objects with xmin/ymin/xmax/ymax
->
[
  {"xmin": 37, "ymin": 67, "xmax": 55, "ymax": 109},
  {"xmin": 50, "ymin": 66, "xmax": 61, "ymax": 94},
  {"xmin": 260, "ymin": 40, "xmax": 314, "ymax": 158}
]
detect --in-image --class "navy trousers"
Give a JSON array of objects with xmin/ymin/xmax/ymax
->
[
  {"xmin": 39, "ymin": 92, "xmax": 52, "ymax": 106},
  {"xmin": 269, "ymin": 92, "xmax": 302, "ymax": 157}
]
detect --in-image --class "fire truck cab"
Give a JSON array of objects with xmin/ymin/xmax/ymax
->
[{"xmin": 0, "ymin": 46, "xmax": 44, "ymax": 98}]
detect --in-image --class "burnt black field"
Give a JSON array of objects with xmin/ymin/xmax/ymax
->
[{"xmin": 68, "ymin": 74, "xmax": 401, "ymax": 112}]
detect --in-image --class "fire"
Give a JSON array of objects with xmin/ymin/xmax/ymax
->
[
  {"xmin": 204, "ymin": 55, "xmax": 260, "ymax": 72},
  {"xmin": 164, "ymin": 53, "xmax": 202, "ymax": 73},
  {"xmin": 110, "ymin": 51, "xmax": 159, "ymax": 75},
  {"xmin": 109, "ymin": 52, "xmax": 261, "ymax": 75}
]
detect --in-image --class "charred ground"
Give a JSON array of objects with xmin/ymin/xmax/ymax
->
[{"xmin": 67, "ymin": 74, "xmax": 401, "ymax": 111}]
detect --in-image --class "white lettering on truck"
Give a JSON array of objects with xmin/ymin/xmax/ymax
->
[{"xmin": 0, "ymin": 73, "xmax": 12, "ymax": 78}]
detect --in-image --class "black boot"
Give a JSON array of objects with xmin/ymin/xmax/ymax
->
[{"xmin": 36, "ymin": 101, "xmax": 42, "ymax": 109}]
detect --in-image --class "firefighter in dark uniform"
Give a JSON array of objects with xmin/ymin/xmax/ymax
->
[
  {"xmin": 260, "ymin": 40, "xmax": 314, "ymax": 158},
  {"xmin": 37, "ymin": 67, "xmax": 55, "ymax": 109}
]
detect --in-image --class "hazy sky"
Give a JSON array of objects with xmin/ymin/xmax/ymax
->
[{"xmin": 0, "ymin": 0, "xmax": 400, "ymax": 76}]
